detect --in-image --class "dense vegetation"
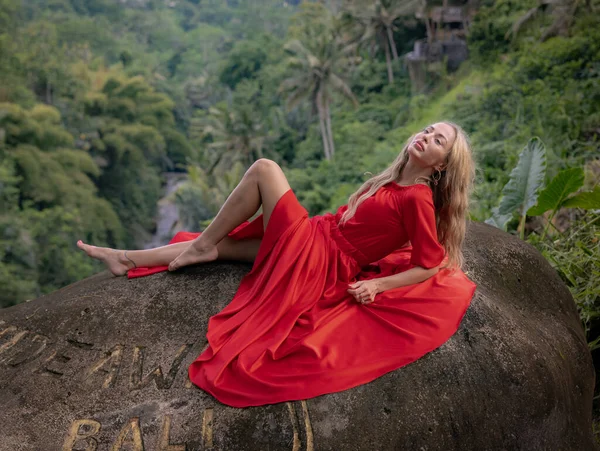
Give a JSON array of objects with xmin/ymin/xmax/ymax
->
[{"xmin": 1, "ymin": 0, "xmax": 599, "ymax": 434}]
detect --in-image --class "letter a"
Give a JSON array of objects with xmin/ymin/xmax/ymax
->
[{"xmin": 111, "ymin": 417, "xmax": 144, "ymax": 451}]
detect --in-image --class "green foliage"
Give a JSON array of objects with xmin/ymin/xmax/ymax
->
[
  {"xmin": 527, "ymin": 167, "xmax": 585, "ymax": 216},
  {"xmin": 486, "ymin": 137, "xmax": 547, "ymax": 236},
  {"xmin": 1, "ymin": 103, "xmax": 73, "ymax": 149},
  {"xmin": 514, "ymin": 34, "xmax": 599, "ymax": 93},
  {"xmin": 74, "ymin": 67, "xmax": 192, "ymax": 246},
  {"xmin": 280, "ymin": 4, "xmax": 359, "ymax": 160},
  {"xmin": 342, "ymin": 0, "xmax": 422, "ymax": 84},
  {"xmin": 468, "ymin": 0, "xmax": 535, "ymax": 62},
  {"xmin": 162, "ymin": 128, "xmax": 193, "ymax": 171},
  {"xmin": 219, "ymin": 40, "xmax": 269, "ymax": 89},
  {"xmin": 527, "ymin": 211, "xmax": 600, "ymax": 352},
  {"xmin": 0, "ymin": 101, "xmax": 123, "ymax": 307},
  {"xmin": 0, "ymin": 213, "xmax": 38, "ymax": 307},
  {"xmin": 562, "ymin": 187, "xmax": 600, "ymax": 210},
  {"xmin": 189, "ymin": 98, "xmax": 279, "ymax": 175},
  {"xmin": 486, "ymin": 139, "xmax": 599, "ymax": 240}
]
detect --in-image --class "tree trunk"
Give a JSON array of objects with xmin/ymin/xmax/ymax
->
[
  {"xmin": 318, "ymin": 105, "xmax": 331, "ymax": 160},
  {"xmin": 324, "ymin": 101, "xmax": 335, "ymax": 158},
  {"xmin": 426, "ymin": 19, "xmax": 433, "ymax": 44},
  {"xmin": 207, "ymin": 152, "xmax": 224, "ymax": 175},
  {"xmin": 386, "ymin": 26, "xmax": 399, "ymax": 61},
  {"xmin": 384, "ymin": 38, "xmax": 394, "ymax": 84},
  {"xmin": 46, "ymin": 79, "xmax": 52, "ymax": 104}
]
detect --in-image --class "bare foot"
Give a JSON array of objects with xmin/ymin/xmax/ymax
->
[
  {"xmin": 77, "ymin": 240, "xmax": 134, "ymax": 276},
  {"xmin": 168, "ymin": 239, "xmax": 218, "ymax": 271}
]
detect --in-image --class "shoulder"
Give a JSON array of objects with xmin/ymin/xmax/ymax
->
[
  {"xmin": 383, "ymin": 184, "xmax": 435, "ymax": 217},
  {"xmin": 399, "ymin": 185, "xmax": 436, "ymax": 212}
]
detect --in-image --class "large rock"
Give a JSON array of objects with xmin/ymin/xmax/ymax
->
[{"xmin": 0, "ymin": 222, "xmax": 597, "ymax": 451}]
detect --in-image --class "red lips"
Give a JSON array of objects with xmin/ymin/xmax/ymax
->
[{"xmin": 415, "ymin": 141, "xmax": 425, "ymax": 152}]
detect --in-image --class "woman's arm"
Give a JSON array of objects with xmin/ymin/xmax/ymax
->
[
  {"xmin": 347, "ymin": 265, "xmax": 440, "ymax": 304},
  {"xmin": 348, "ymin": 187, "xmax": 446, "ymax": 305},
  {"xmin": 374, "ymin": 265, "xmax": 440, "ymax": 292}
]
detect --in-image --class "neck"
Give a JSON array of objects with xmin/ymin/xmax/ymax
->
[{"xmin": 397, "ymin": 160, "xmax": 432, "ymax": 185}]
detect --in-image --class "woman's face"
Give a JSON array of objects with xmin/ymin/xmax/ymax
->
[{"xmin": 408, "ymin": 122, "xmax": 456, "ymax": 170}]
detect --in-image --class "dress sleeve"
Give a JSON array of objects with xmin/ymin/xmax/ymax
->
[{"xmin": 402, "ymin": 187, "xmax": 446, "ymax": 269}]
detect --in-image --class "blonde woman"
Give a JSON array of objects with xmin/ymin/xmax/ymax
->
[{"xmin": 78, "ymin": 121, "xmax": 477, "ymax": 408}]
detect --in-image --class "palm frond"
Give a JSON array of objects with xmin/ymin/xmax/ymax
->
[
  {"xmin": 505, "ymin": 6, "xmax": 540, "ymax": 40},
  {"xmin": 329, "ymin": 73, "xmax": 359, "ymax": 107},
  {"xmin": 285, "ymin": 83, "xmax": 315, "ymax": 111},
  {"xmin": 283, "ymin": 39, "xmax": 312, "ymax": 58},
  {"xmin": 388, "ymin": 0, "xmax": 422, "ymax": 20}
]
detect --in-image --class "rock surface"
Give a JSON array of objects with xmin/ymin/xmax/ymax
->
[{"xmin": 0, "ymin": 222, "xmax": 597, "ymax": 451}]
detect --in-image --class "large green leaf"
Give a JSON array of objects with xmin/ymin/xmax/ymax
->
[
  {"xmin": 562, "ymin": 187, "xmax": 600, "ymax": 210},
  {"xmin": 498, "ymin": 137, "xmax": 547, "ymax": 215},
  {"xmin": 487, "ymin": 137, "xmax": 547, "ymax": 230},
  {"xmin": 527, "ymin": 167, "xmax": 585, "ymax": 216}
]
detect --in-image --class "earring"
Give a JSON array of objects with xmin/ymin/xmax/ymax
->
[{"xmin": 432, "ymin": 168, "xmax": 442, "ymax": 186}]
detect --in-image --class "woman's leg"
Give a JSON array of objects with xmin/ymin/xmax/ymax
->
[
  {"xmin": 77, "ymin": 240, "xmax": 190, "ymax": 276},
  {"xmin": 77, "ymin": 237, "xmax": 262, "ymax": 276},
  {"xmin": 168, "ymin": 158, "xmax": 291, "ymax": 271},
  {"xmin": 77, "ymin": 158, "xmax": 290, "ymax": 275}
]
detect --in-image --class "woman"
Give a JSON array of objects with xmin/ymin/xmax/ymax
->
[{"xmin": 77, "ymin": 121, "xmax": 477, "ymax": 407}]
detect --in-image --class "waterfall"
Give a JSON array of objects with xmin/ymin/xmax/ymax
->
[{"xmin": 144, "ymin": 173, "xmax": 187, "ymax": 249}]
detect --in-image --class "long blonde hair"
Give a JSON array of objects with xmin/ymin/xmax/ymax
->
[{"xmin": 339, "ymin": 121, "xmax": 476, "ymax": 270}]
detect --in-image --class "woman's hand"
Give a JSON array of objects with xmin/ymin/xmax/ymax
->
[{"xmin": 347, "ymin": 279, "xmax": 381, "ymax": 305}]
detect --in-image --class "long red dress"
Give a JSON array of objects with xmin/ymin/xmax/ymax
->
[{"xmin": 128, "ymin": 182, "xmax": 477, "ymax": 407}]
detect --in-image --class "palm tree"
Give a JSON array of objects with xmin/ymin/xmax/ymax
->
[
  {"xmin": 189, "ymin": 103, "xmax": 276, "ymax": 175},
  {"xmin": 342, "ymin": 0, "xmax": 422, "ymax": 84},
  {"xmin": 279, "ymin": 35, "xmax": 358, "ymax": 160}
]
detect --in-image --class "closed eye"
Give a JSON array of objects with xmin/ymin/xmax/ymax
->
[
  {"xmin": 424, "ymin": 127, "xmax": 441, "ymax": 144},
  {"xmin": 424, "ymin": 125, "xmax": 448, "ymax": 146}
]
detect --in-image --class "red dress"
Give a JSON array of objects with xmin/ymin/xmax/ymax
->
[{"xmin": 128, "ymin": 182, "xmax": 477, "ymax": 407}]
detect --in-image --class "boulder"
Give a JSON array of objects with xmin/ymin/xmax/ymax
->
[{"xmin": 0, "ymin": 222, "xmax": 597, "ymax": 451}]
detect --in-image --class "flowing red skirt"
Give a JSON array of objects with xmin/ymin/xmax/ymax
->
[{"xmin": 128, "ymin": 189, "xmax": 477, "ymax": 407}]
